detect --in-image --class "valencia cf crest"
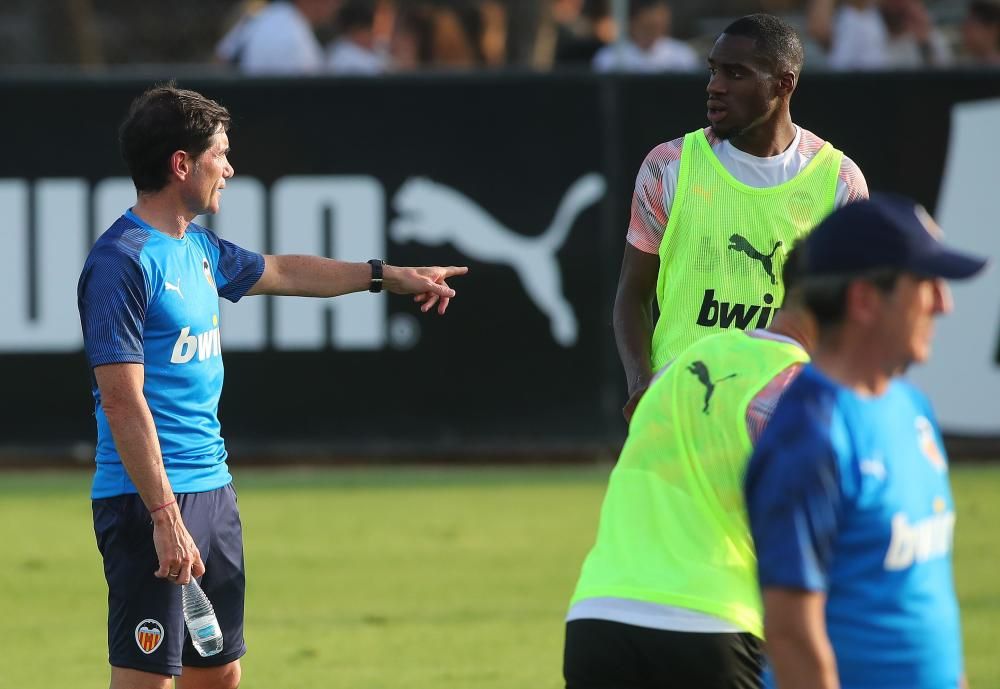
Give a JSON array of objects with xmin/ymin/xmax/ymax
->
[
  {"xmin": 135, "ymin": 619, "xmax": 165, "ymax": 654},
  {"xmin": 915, "ymin": 416, "xmax": 947, "ymax": 473},
  {"xmin": 202, "ymin": 258, "xmax": 216, "ymax": 290}
]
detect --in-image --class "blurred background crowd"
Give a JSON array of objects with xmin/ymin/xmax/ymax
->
[{"xmin": 2, "ymin": 0, "xmax": 998, "ymax": 74}]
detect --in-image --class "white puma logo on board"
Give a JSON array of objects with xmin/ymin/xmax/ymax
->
[{"xmin": 390, "ymin": 173, "xmax": 606, "ymax": 346}]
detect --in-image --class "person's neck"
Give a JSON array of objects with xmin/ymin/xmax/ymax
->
[
  {"xmin": 767, "ymin": 308, "xmax": 817, "ymax": 353},
  {"xmin": 729, "ymin": 113, "xmax": 796, "ymax": 158},
  {"xmin": 132, "ymin": 194, "xmax": 194, "ymax": 239},
  {"xmin": 811, "ymin": 330, "xmax": 894, "ymax": 396}
]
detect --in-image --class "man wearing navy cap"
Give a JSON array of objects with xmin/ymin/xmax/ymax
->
[{"xmin": 743, "ymin": 193, "xmax": 988, "ymax": 689}]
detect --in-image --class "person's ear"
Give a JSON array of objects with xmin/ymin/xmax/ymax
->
[
  {"xmin": 170, "ymin": 150, "xmax": 194, "ymax": 182},
  {"xmin": 845, "ymin": 279, "xmax": 885, "ymax": 327},
  {"xmin": 775, "ymin": 70, "xmax": 796, "ymax": 97}
]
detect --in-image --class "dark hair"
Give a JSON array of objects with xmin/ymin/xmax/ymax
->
[
  {"xmin": 781, "ymin": 242, "xmax": 804, "ymax": 295},
  {"xmin": 336, "ymin": 0, "xmax": 376, "ymax": 33},
  {"xmin": 970, "ymin": 0, "xmax": 1000, "ymax": 49},
  {"xmin": 629, "ymin": 0, "xmax": 668, "ymax": 20},
  {"xmin": 583, "ymin": 0, "xmax": 610, "ymax": 21},
  {"xmin": 970, "ymin": 0, "xmax": 1000, "ymax": 25},
  {"xmin": 799, "ymin": 268, "xmax": 900, "ymax": 326},
  {"xmin": 721, "ymin": 13, "xmax": 804, "ymax": 76},
  {"xmin": 119, "ymin": 83, "xmax": 231, "ymax": 193}
]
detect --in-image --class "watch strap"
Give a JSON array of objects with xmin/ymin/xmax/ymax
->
[{"xmin": 367, "ymin": 259, "xmax": 384, "ymax": 293}]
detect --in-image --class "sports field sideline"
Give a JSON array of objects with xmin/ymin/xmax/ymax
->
[{"xmin": 1, "ymin": 463, "xmax": 997, "ymax": 688}]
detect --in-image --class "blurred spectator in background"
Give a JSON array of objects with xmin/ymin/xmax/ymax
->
[
  {"xmin": 328, "ymin": 0, "xmax": 390, "ymax": 74},
  {"xmin": 592, "ymin": 0, "xmax": 698, "ymax": 72},
  {"xmin": 391, "ymin": 3, "xmax": 480, "ymax": 70},
  {"xmin": 808, "ymin": 0, "xmax": 891, "ymax": 69},
  {"xmin": 809, "ymin": 0, "xmax": 952, "ymax": 69},
  {"xmin": 479, "ymin": 0, "xmax": 508, "ymax": 67},
  {"xmin": 452, "ymin": 0, "xmax": 491, "ymax": 64},
  {"xmin": 961, "ymin": 0, "xmax": 1000, "ymax": 64},
  {"xmin": 881, "ymin": 0, "xmax": 953, "ymax": 67},
  {"xmin": 216, "ymin": 0, "xmax": 340, "ymax": 74},
  {"xmin": 390, "ymin": 4, "xmax": 432, "ymax": 69},
  {"xmin": 547, "ymin": 0, "xmax": 614, "ymax": 67},
  {"xmin": 614, "ymin": 13, "xmax": 869, "ymax": 422}
]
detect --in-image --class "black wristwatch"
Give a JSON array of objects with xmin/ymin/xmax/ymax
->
[{"xmin": 367, "ymin": 259, "xmax": 384, "ymax": 293}]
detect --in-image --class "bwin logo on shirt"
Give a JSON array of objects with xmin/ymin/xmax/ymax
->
[
  {"xmin": 696, "ymin": 290, "xmax": 777, "ymax": 330},
  {"xmin": 883, "ymin": 507, "xmax": 955, "ymax": 571},
  {"xmin": 171, "ymin": 323, "xmax": 222, "ymax": 364}
]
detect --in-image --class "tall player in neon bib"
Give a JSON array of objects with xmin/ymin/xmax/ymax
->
[{"xmin": 614, "ymin": 13, "xmax": 869, "ymax": 423}]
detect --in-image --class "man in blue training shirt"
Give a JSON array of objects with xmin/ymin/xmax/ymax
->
[
  {"xmin": 78, "ymin": 83, "xmax": 467, "ymax": 689},
  {"xmin": 744, "ymin": 194, "xmax": 988, "ymax": 689}
]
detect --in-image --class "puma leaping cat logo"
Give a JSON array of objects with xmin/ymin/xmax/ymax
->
[
  {"xmin": 728, "ymin": 235, "xmax": 782, "ymax": 285},
  {"xmin": 164, "ymin": 277, "xmax": 184, "ymax": 299},
  {"xmin": 688, "ymin": 361, "xmax": 737, "ymax": 414},
  {"xmin": 391, "ymin": 173, "xmax": 606, "ymax": 346}
]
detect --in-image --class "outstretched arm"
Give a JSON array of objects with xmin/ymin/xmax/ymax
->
[
  {"xmin": 613, "ymin": 244, "xmax": 659, "ymax": 422},
  {"xmin": 246, "ymin": 255, "xmax": 468, "ymax": 314}
]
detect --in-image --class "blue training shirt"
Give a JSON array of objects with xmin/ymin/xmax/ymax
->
[
  {"xmin": 78, "ymin": 210, "xmax": 264, "ymax": 499},
  {"xmin": 745, "ymin": 364, "xmax": 962, "ymax": 689}
]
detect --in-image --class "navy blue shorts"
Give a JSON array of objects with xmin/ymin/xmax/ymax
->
[{"xmin": 93, "ymin": 483, "xmax": 247, "ymax": 676}]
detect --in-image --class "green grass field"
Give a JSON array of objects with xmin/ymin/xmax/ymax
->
[{"xmin": 1, "ymin": 464, "xmax": 997, "ymax": 688}]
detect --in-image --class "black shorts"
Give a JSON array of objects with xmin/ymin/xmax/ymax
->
[
  {"xmin": 564, "ymin": 618, "xmax": 763, "ymax": 689},
  {"xmin": 93, "ymin": 483, "xmax": 247, "ymax": 676}
]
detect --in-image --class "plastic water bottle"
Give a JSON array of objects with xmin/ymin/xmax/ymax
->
[{"xmin": 181, "ymin": 578, "xmax": 224, "ymax": 657}]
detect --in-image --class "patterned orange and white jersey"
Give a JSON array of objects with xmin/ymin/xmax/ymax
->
[{"xmin": 627, "ymin": 126, "xmax": 869, "ymax": 254}]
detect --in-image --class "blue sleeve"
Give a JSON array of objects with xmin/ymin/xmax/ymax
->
[
  {"xmin": 744, "ymin": 395, "xmax": 844, "ymax": 592},
  {"xmin": 77, "ymin": 244, "xmax": 147, "ymax": 367},
  {"xmin": 200, "ymin": 227, "xmax": 265, "ymax": 303}
]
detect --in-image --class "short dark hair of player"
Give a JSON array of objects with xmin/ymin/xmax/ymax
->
[
  {"xmin": 781, "ymin": 242, "xmax": 804, "ymax": 295},
  {"xmin": 784, "ymin": 237, "xmax": 901, "ymax": 325},
  {"xmin": 777, "ymin": 243, "xmax": 814, "ymax": 314},
  {"xmin": 120, "ymin": 82, "xmax": 231, "ymax": 193},
  {"xmin": 798, "ymin": 264, "xmax": 901, "ymax": 326},
  {"xmin": 721, "ymin": 13, "xmax": 805, "ymax": 77}
]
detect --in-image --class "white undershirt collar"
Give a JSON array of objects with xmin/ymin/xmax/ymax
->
[{"xmin": 717, "ymin": 125, "xmax": 802, "ymax": 166}]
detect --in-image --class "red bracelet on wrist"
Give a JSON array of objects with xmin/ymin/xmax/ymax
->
[{"xmin": 150, "ymin": 499, "xmax": 176, "ymax": 514}]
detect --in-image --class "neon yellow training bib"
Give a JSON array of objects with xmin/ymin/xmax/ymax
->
[
  {"xmin": 650, "ymin": 129, "xmax": 840, "ymax": 370},
  {"xmin": 570, "ymin": 329, "xmax": 809, "ymax": 638}
]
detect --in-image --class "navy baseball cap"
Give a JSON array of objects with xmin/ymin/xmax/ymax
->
[{"xmin": 802, "ymin": 193, "xmax": 988, "ymax": 280}]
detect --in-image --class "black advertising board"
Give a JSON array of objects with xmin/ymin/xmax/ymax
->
[
  {"xmin": 1, "ymin": 71, "xmax": 997, "ymax": 457},
  {"xmin": 0, "ymin": 75, "xmax": 615, "ymax": 455}
]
